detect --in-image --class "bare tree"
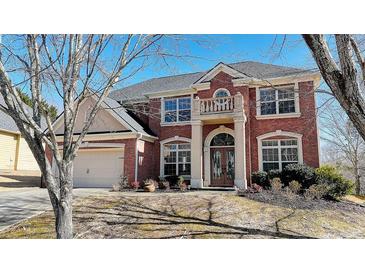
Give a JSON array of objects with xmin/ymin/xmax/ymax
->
[
  {"xmin": 320, "ymin": 104, "xmax": 365, "ymax": 194},
  {"xmin": 302, "ymin": 34, "xmax": 365, "ymax": 141},
  {"xmin": 0, "ymin": 34, "xmax": 167, "ymax": 238}
]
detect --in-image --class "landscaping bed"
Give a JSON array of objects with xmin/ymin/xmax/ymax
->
[{"xmin": 241, "ymin": 190, "xmax": 365, "ymax": 212}]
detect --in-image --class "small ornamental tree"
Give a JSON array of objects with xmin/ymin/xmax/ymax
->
[{"xmin": 0, "ymin": 34, "xmax": 172, "ymax": 238}]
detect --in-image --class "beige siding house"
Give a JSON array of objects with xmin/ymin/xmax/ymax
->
[{"xmin": 0, "ymin": 95, "xmax": 40, "ymax": 172}]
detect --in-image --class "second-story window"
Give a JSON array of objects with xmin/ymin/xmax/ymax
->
[
  {"xmin": 260, "ymin": 86, "xmax": 296, "ymax": 115},
  {"xmin": 164, "ymin": 97, "xmax": 191, "ymax": 123}
]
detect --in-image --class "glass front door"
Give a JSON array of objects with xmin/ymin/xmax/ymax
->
[{"xmin": 210, "ymin": 147, "xmax": 234, "ymax": 187}]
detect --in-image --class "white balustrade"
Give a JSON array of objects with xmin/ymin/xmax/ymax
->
[{"xmin": 199, "ymin": 96, "xmax": 235, "ymax": 114}]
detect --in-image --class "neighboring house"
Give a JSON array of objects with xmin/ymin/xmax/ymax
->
[
  {"xmin": 52, "ymin": 61, "xmax": 321, "ymax": 189},
  {"xmin": 0, "ymin": 95, "xmax": 40, "ymax": 172}
]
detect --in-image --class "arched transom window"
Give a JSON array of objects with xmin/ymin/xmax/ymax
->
[
  {"xmin": 210, "ymin": 133, "xmax": 234, "ymax": 146},
  {"xmin": 214, "ymin": 89, "xmax": 230, "ymax": 98}
]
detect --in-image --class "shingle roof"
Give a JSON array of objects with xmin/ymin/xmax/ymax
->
[
  {"xmin": 103, "ymin": 97, "xmax": 156, "ymax": 137},
  {"xmin": 110, "ymin": 61, "xmax": 314, "ymax": 102},
  {"xmin": 0, "ymin": 94, "xmax": 47, "ymax": 133},
  {"xmin": 0, "ymin": 95, "xmax": 19, "ymax": 132}
]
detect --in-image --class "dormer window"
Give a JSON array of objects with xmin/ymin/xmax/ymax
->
[{"xmin": 213, "ymin": 88, "xmax": 230, "ymax": 98}]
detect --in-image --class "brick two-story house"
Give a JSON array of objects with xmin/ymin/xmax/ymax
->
[{"xmin": 52, "ymin": 61, "xmax": 320, "ymax": 189}]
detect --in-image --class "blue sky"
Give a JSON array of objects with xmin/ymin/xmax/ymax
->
[
  {"xmin": 3, "ymin": 34, "xmax": 326, "ymax": 108},
  {"xmin": 119, "ymin": 34, "xmax": 317, "ymax": 88}
]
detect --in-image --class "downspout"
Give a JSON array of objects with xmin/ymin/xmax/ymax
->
[{"xmin": 134, "ymin": 133, "xmax": 142, "ymax": 182}]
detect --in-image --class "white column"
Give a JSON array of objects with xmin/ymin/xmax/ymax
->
[
  {"xmin": 203, "ymin": 146, "xmax": 210, "ymax": 187},
  {"xmin": 191, "ymin": 120, "xmax": 203, "ymax": 188},
  {"xmin": 234, "ymin": 117, "xmax": 247, "ymax": 189}
]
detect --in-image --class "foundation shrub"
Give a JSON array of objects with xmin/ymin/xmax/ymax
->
[
  {"xmin": 282, "ymin": 164, "xmax": 316, "ymax": 189},
  {"xmin": 251, "ymin": 171, "xmax": 269, "ymax": 189}
]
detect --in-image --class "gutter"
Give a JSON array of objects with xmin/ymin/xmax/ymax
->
[{"xmin": 134, "ymin": 133, "xmax": 142, "ymax": 182}]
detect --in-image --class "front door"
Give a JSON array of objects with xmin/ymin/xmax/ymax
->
[{"xmin": 210, "ymin": 147, "xmax": 234, "ymax": 187}]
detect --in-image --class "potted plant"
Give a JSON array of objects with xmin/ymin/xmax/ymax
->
[{"xmin": 143, "ymin": 179, "xmax": 157, "ymax": 192}]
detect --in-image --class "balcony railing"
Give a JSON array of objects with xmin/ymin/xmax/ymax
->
[
  {"xmin": 199, "ymin": 96, "xmax": 234, "ymax": 113},
  {"xmin": 192, "ymin": 94, "xmax": 243, "ymax": 116}
]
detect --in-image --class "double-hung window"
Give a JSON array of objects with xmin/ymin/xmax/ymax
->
[
  {"xmin": 260, "ymin": 86, "xmax": 296, "ymax": 115},
  {"xmin": 164, "ymin": 97, "xmax": 191, "ymax": 123},
  {"xmin": 163, "ymin": 143, "xmax": 191, "ymax": 176},
  {"xmin": 261, "ymin": 139, "xmax": 299, "ymax": 171}
]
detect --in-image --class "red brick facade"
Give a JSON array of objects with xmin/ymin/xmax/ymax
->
[
  {"xmin": 49, "ymin": 69, "xmax": 320, "ymax": 188},
  {"xmin": 135, "ymin": 71, "xmax": 320, "ymax": 185}
]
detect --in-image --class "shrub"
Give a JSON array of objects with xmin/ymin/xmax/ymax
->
[
  {"xmin": 251, "ymin": 171, "xmax": 269, "ymax": 189},
  {"xmin": 270, "ymin": 177, "xmax": 283, "ymax": 192},
  {"xmin": 177, "ymin": 176, "xmax": 185, "ymax": 184},
  {"xmin": 315, "ymin": 165, "xmax": 354, "ymax": 200},
  {"xmin": 268, "ymin": 169, "xmax": 282, "ymax": 180},
  {"xmin": 282, "ymin": 164, "xmax": 316, "ymax": 188},
  {"xmin": 288, "ymin": 180, "xmax": 302, "ymax": 194},
  {"xmin": 129, "ymin": 181, "xmax": 140, "ymax": 190},
  {"xmin": 158, "ymin": 180, "xmax": 170, "ymax": 190},
  {"xmin": 177, "ymin": 176, "xmax": 187, "ymax": 191},
  {"xmin": 304, "ymin": 184, "xmax": 328, "ymax": 200},
  {"xmin": 120, "ymin": 175, "xmax": 129, "ymax": 188},
  {"xmin": 112, "ymin": 175, "xmax": 129, "ymax": 191},
  {"xmin": 165, "ymin": 175, "xmax": 179, "ymax": 187}
]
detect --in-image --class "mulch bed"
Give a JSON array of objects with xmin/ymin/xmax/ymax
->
[{"xmin": 241, "ymin": 190, "xmax": 365, "ymax": 213}]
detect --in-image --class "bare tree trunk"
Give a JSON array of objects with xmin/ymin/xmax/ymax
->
[
  {"xmin": 354, "ymin": 165, "xmax": 361, "ymax": 195},
  {"xmin": 302, "ymin": 34, "xmax": 365, "ymax": 141},
  {"xmin": 55, "ymin": 162, "xmax": 73, "ymax": 238}
]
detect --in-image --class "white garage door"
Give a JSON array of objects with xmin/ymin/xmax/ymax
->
[
  {"xmin": 73, "ymin": 149, "xmax": 124, "ymax": 188},
  {"xmin": 0, "ymin": 132, "xmax": 17, "ymax": 170}
]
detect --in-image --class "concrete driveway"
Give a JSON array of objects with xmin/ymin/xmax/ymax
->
[
  {"xmin": 0, "ymin": 171, "xmax": 41, "ymax": 192},
  {"xmin": 0, "ymin": 188, "xmax": 109, "ymax": 231}
]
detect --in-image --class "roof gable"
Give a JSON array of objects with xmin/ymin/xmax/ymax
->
[
  {"xmin": 52, "ymin": 95, "xmax": 155, "ymax": 137},
  {"xmin": 192, "ymin": 63, "xmax": 250, "ymax": 85}
]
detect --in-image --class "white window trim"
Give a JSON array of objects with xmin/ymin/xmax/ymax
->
[
  {"xmin": 213, "ymin": 88, "xmax": 231, "ymax": 98},
  {"xmin": 160, "ymin": 136, "xmax": 191, "ymax": 178},
  {"xmin": 257, "ymin": 130, "xmax": 303, "ymax": 172},
  {"xmin": 256, "ymin": 83, "xmax": 300, "ymax": 119},
  {"xmin": 161, "ymin": 96, "xmax": 192, "ymax": 125}
]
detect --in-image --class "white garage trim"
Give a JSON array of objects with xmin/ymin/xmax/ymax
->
[
  {"xmin": 73, "ymin": 148, "xmax": 124, "ymax": 188},
  {"xmin": 58, "ymin": 142, "xmax": 125, "ymax": 149}
]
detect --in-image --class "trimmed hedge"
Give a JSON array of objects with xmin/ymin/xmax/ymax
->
[
  {"xmin": 250, "ymin": 164, "xmax": 354, "ymax": 201},
  {"xmin": 251, "ymin": 171, "xmax": 269, "ymax": 189},
  {"xmin": 281, "ymin": 164, "xmax": 316, "ymax": 189},
  {"xmin": 267, "ymin": 169, "xmax": 281, "ymax": 180}
]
